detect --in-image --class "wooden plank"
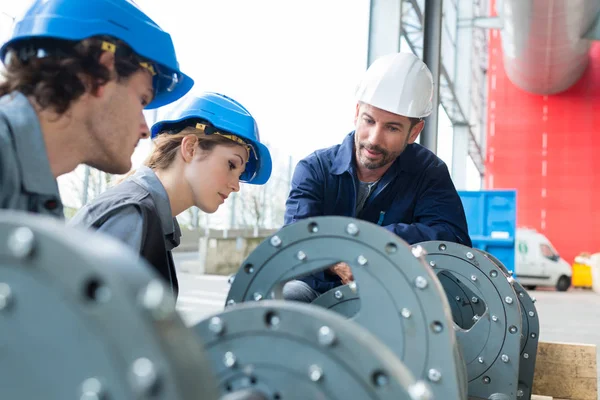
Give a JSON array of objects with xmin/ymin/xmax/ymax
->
[
  {"xmin": 532, "ymin": 341, "xmax": 597, "ymax": 400},
  {"xmin": 531, "ymin": 395, "xmax": 553, "ymax": 400}
]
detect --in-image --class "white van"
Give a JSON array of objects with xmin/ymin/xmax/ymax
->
[{"xmin": 514, "ymin": 228, "xmax": 572, "ymax": 291}]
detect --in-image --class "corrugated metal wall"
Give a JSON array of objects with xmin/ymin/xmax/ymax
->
[{"xmin": 486, "ymin": 27, "xmax": 600, "ymax": 264}]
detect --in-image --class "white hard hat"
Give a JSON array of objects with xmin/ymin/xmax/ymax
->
[{"xmin": 355, "ymin": 52, "xmax": 434, "ymax": 118}]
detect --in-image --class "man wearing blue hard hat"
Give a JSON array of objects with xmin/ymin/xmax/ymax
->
[
  {"xmin": 0, "ymin": 0, "xmax": 193, "ymax": 217},
  {"xmin": 69, "ymin": 92, "xmax": 272, "ymax": 297}
]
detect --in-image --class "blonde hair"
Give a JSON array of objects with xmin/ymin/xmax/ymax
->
[{"xmin": 117, "ymin": 125, "xmax": 244, "ymax": 183}]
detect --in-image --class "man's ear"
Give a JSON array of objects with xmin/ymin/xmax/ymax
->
[
  {"xmin": 88, "ymin": 50, "xmax": 116, "ymax": 98},
  {"xmin": 180, "ymin": 135, "xmax": 198, "ymax": 163},
  {"xmin": 407, "ymin": 120, "xmax": 425, "ymax": 144}
]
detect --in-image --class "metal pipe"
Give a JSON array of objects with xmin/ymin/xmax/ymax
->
[{"xmin": 421, "ymin": 0, "xmax": 444, "ymax": 154}]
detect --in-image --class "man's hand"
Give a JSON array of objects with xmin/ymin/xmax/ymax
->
[{"xmin": 328, "ymin": 262, "xmax": 354, "ymax": 285}]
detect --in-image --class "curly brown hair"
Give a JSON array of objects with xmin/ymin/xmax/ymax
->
[{"xmin": 0, "ymin": 36, "xmax": 148, "ymax": 115}]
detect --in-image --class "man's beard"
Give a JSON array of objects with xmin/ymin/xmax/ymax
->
[{"xmin": 355, "ymin": 141, "xmax": 404, "ymax": 170}]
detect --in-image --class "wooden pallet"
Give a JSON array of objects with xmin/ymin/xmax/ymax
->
[{"xmin": 532, "ymin": 341, "xmax": 598, "ymax": 400}]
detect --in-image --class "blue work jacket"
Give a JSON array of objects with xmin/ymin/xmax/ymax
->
[{"xmin": 284, "ymin": 131, "xmax": 472, "ymax": 293}]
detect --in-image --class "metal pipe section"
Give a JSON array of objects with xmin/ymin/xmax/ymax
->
[
  {"xmin": 421, "ymin": 0, "xmax": 443, "ymax": 154},
  {"xmin": 366, "ymin": 0, "xmax": 402, "ymax": 67},
  {"xmin": 497, "ymin": 0, "xmax": 600, "ymax": 95}
]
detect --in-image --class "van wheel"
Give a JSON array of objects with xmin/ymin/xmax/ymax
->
[
  {"xmin": 524, "ymin": 285, "xmax": 537, "ymax": 291},
  {"xmin": 556, "ymin": 276, "xmax": 571, "ymax": 292}
]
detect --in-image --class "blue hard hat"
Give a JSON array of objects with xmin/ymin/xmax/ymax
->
[
  {"xmin": 151, "ymin": 92, "xmax": 272, "ymax": 185},
  {"xmin": 0, "ymin": 0, "xmax": 193, "ymax": 109}
]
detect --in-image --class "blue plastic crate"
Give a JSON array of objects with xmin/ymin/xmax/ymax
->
[{"xmin": 458, "ymin": 190, "xmax": 517, "ymax": 273}]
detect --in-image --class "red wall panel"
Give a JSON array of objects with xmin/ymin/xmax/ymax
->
[{"xmin": 486, "ymin": 26, "xmax": 600, "ymax": 264}]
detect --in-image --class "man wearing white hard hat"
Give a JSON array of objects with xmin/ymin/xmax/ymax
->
[{"xmin": 282, "ymin": 52, "xmax": 472, "ymax": 302}]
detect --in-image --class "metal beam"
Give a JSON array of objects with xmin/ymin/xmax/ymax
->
[
  {"xmin": 421, "ymin": 0, "xmax": 443, "ymax": 153},
  {"xmin": 367, "ymin": 0, "xmax": 403, "ymax": 67},
  {"xmin": 401, "ymin": 0, "xmax": 486, "ymax": 176}
]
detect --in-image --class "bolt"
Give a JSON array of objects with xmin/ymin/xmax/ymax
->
[
  {"xmin": 8, "ymin": 227, "xmax": 35, "ymax": 259},
  {"xmin": 223, "ymin": 352, "xmax": 236, "ymax": 368},
  {"xmin": 531, "ymin": 332, "xmax": 537, "ymax": 339},
  {"xmin": 501, "ymin": 354, "xmax": 509, "ymax": 363},
  {"xmin": 0, "ymin": 283, "xmax": 13, "ymax": 311},
  {"xmin": 308, "ymin": 365, "xmax": 323, "ymax": 382},
  {"xmin": 357, "ymin": 255, "xmax": 368, "ymax": 265},
  {"xmin": 318, "ymin": 326, "xmax": 336, "ymax": 346},
  {"xmin": 508, "ymin": 270, "xmax": 513, "ymax": 276},
  {"xmin": 408, "ymin": 381, "xmax": 432, "ymax": 400},
  {"xmin": 268, "ymin": 314, "xmax": 280, "ymax": 327},
  {"xmin": 517, "ymin": 389, "xmax": 524, "ymax": 397},
  {"xmin": 519, "ymin": 291, "xmax": 524, "ymax": 297},
  {"xmin": 130, "ymin": 358, "xmax": 159, "ymax": 396},
  {"xmin": 531, "ymin": 296, "xmax": 536, "ymax": 303},
  {"xmin": 472, "ymin": 314, "xmax": 480, "ymax": 322},
  {"xmin": 427, "ymin": 369, "xmax": 441, "ymax": 382},
  {"xmin": 296, "ymin": 251, "xmax": 307, "ymax": 261},
  {"xmin": 334, "ymin": 290, "xmax": 343, "ymax": 300},
  {"xmin": 415, "ymin": 276, "xmax": 428, "ymax": 289},
  {"xmin": 478, "ymin": 357, "xmax": 484, "ymax": 364},
  {"xmin": 483, "ymin": 376, "xmax": 491, "ymax": 384},
  {"xmin": 208, "ymin": 317, "xmax": 224, "ymax": 335},
  {"xmin": 373, "ymin": 372, "xmax": 389, "ymax": 387},
  {"xmin": 226, "ymin": 299, "xmax": 236, "ymax": 306},
  {"xmin": 348, "ymin": 281, "xmax": 357, "ymax": 292},
  {"xmin": 346, "ymin": 223, "xmax": 359, "ymax": 236},
  {"xmin": 401, "ymin": 308, "xmax": 412, "ymax": 318},
  {"xmin": 429, "ymin": 260, "xmax": 436, "ymax": 267},
  {"xmin": 270, "ymin": 235, "xmax": 282, "ymax": 247},
  {"xmin": 412, "ymin": 245, "xmax": 425, "ymax": 258},
  {"xmin": 490, "ymin": 270, "xmax": 498, "ymax": 278},
  {"xmin": 431, "ymin": 321, "xmax": 443, "ymax": 333},
  {"xmin": 471, "ymin": 275, "xmax": 477, "ymax": 281},
  {"xmin": 505, "ymin": 296, "xmax": 513, "ymax": 304},
  {"xmin": 455, "ymin": 296, "xmax": 461, "ymax": 301},
  {"xmin": 492, "ymin": 315, "xmax": 498, "ymax": 322},
  {"xmin": 438, "ymin": 244, "xmax": 447, "ymax": 251},
  {"xmin": 528, "ymin": 311, "xmax": 535, "ymax": 317},
  {"xmin": 509, "ymin": 325, "xmax": 518, "ymax": 334},
  {"xmin": 139, "ymin": 280, "xmax": 174, "ymax": 320},
  {"xmin": 523, "ymin": 353, "xmax": 529, "ymax": 359},
  {"xmin": 80, "ymin": 377, "xmax": 105, "ymax": 400},
  {"xmin": 472, "ymin": 296, "xmax": 479, "ymax": 304},
  {"xmin": 227, "ymin": 274, "xmax": 236, "ymax": 284},
  {"xmin": 466, "ymin": 252, "xmax": 474, "ymax": 260},
  {"xmin": 253, "ymin": 292, "xmax": 263, "ymax": 301}
]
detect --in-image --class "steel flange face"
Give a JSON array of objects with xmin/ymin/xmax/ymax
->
[
  {"xmin": 477, "ymin": 249, "xmax": 539, "ymax": 400},
  {"xmin": 311, "ymin": 281, "xmax": 360, "ymax": 318},
  {"xmin": 415, "ymin": 241, "xmax": 522, "ymax": 399},
  {"xmin": 227, "ymin": 216, "xmax": 467, "ymax": 400},
  {"xmin": 194, "ymin": 300, "xmax": 431, "ymax": 400},
  {"xmin": 0, "ymin": 212, "xmax": 218, "ymax": 400}
]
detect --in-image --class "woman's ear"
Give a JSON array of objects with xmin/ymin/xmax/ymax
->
[{"xmin": 180, "ymin": 135, "xmax": 198, "ymax": 163}]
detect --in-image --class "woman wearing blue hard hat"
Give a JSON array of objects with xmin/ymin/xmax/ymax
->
[
  {"xmin": 69, "ymin": 92, "xmax": 272, "ymax": 298},
  {"xmin": 0, "ymin": 0, "xmax": 192, "ymax": 217}
]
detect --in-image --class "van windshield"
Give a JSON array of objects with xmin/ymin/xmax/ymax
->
[{"xmin": 540, "ymin": 243, "xmax": 560, "ymax": 262}]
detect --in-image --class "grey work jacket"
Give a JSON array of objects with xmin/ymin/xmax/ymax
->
[
  {"xmin": 69, "ymin": 166, "xmax": 181, "ymax": 297},
  {"xmin": 0, "ymin": 92, "xmax": 63, "ymax": 217}
]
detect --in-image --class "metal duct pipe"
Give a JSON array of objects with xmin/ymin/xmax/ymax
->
[{"xmin": 497, "ymin": 0, "xmax": 600, "ymax": 95}]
